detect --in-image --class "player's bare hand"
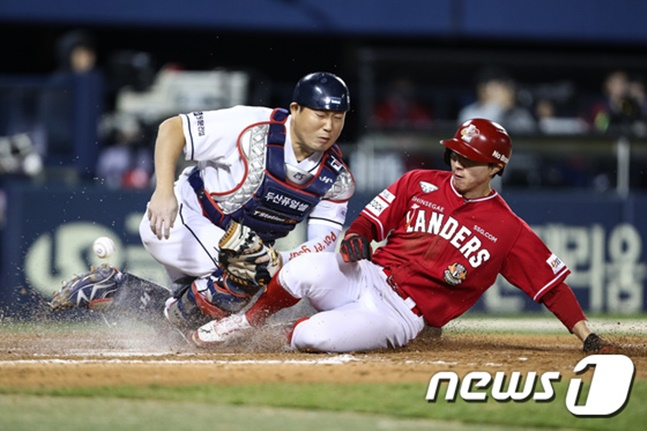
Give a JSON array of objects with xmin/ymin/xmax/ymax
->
[{"xmin": 147, "ymin": 190, "xmax": 178, "ymax": 240}]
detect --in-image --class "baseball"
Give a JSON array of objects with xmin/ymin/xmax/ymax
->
[{"xmin": 93, "ymin": 236, "xmax": 115, "ymax": 259}]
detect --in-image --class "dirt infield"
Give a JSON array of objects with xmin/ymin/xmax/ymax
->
[{"xmin": 1, "ymin": 319, "xmax": 645, "ymax": 390}]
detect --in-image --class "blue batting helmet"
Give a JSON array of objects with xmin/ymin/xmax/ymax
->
[{"xmin": 292, "ymin": 72, "xmax": 350, "ymax": 112}]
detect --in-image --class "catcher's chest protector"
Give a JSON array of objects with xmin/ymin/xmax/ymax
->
[{"xmin": 190, "ymin": 108, "xmax": 348, "ymax": 243}]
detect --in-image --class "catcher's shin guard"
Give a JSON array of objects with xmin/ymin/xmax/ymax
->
[
  {"xmin": 165, "ymin": 270, "xmax": 261, "ymax": 330},
  {"xmin": 164, "ymin": 284, "xmax": 212, "ymax": 331},
  {"xmin": 108, "ymin": 273, "xmax": 172, "ymax": 321}
]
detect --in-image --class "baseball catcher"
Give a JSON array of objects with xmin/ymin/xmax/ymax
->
[{"xmin": 49, "ymin": 71, "xmax": 355, "ymax": 335}]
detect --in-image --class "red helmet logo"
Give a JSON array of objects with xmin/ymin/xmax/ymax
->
[{"xmin": 460, "ymin": 124, "xmax": 480, "ymax": 143}]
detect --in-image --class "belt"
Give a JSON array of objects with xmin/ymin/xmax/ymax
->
[{"xmin": 383, "ymin": 269, "xmax": 423, "ymax": 318}]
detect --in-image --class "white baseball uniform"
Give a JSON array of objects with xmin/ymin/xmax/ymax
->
[
  {"xmin": 139, "ymin": 106, "xmax": 352, "ymax": 283},
  {"xmin": 280, "ymin": 252, "xmax": 425, "ymax": 352}
]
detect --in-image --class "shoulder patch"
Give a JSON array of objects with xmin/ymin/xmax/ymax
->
[{"xmin": 379, "ymin": 189, "xmax": 395, "ymax": 203}]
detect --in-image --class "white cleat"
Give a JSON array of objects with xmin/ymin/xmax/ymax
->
[{"xmin": 192, "ymin": 313, "xmax": 252, "ymax": 347}]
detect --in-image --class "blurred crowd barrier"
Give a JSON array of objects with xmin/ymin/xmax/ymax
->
[
  {"xmin": 3, "ymin": 47, "xmax": 647, "ymax": 194},
  {"xmin": 0, "ymin": 183, "xmax": 645, "ymax": 318},
  {"xmin": 1, "ymin": 52, "xmax": 647, "ymax": 318},
  {"xmin": 349, "ymin": 132, "xmax": 647, "ymax": 194},
  {"xmin": 351, "ymin": 47, "xmax": 647, "ymax": 193},
  {"xmin": 0, "ymin": 68, "xmax": 251, "ymax": 185},
  {"xmin": 0, "ymin": 74, "xmax": 101, "ymax": 181}
]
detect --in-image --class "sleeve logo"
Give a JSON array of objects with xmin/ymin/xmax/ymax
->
[
  {"xmin": 379, "ymin": 189, "xmax": 395, "ymax": 203},
  {"xmin": 546, "ymin": 253, "xmax": 566, "ymax": 274},
  {"xmin": 365, "ymin": 189, "xmax": 394, "ymax": 217},
  {"xmin": 366, "ymin": 196, "xmax": 387, "ymax": 217}
]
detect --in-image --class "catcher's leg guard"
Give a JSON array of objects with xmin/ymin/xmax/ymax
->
[
  {"xmin": 164, "ymin": 270, "xmax": 260, "ymax": 331},
  {"xmin": 164, "ymin": 284, "xmax": 212, "ymax": 331},
  {"xmin": 108, "ymin": 273, "xmax": 172, "ymax": 322}
]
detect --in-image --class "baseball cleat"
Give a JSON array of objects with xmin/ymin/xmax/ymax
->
[
  {"xmin": 49, "ymin": 264, "xmax": 122, "ymax": 311},
  {"xmin": 192, "ymin": 313, "xmax": 251, "ymax": 347}
]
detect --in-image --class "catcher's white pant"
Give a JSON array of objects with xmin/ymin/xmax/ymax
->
[
  {"xmin": 280, "ymin": 253, "xmax": 425, "ymax": 352},
  {"xmin": 140, "ymin": 183, "xmax": 225, "ymax": 282}
]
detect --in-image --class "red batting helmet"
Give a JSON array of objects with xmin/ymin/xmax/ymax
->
[{"xmin": 440, "ymin": 118, "xmax": 512, "ymax": 175}]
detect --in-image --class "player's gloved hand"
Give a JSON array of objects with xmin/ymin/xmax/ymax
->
[
  {"xmin": 218, "ymin": 221, "xmax": 281, "ymax": 287},
  {"xmin": 340, "ymin": 234, "xmax": 372, "ymax": 262},
  {"xmin": 583, "ymin": 333, "xmax": 619, "ymax": 354}
]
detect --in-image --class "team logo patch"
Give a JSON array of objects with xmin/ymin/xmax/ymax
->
[
  {"xmin": 444, "ymin": 263, "xmax": 467, "ymax": 286},
  {"xmin": 419, "ymin": 181, "xmax": 438, "ymax": 193},
  {"xmin": 460, "ymin": 124, "xmax": 480, "ymax": 143},
  {"xmin": 546, "ymin": 253, "xmax": 566, "ymax": 275}
]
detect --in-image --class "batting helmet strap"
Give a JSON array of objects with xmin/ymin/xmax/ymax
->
[{"xmin": 292, "ymin": 72, "xmax": 350, "ymax": 112}]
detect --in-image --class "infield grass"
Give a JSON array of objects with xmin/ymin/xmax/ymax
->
[{"xmin": 0, "ymin": 380, "xmax": 644, "ymax": 431}]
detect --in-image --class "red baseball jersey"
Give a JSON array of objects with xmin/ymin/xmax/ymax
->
[{"xmin": 357, "ymin": 169, "xmax": 571, "ymax": 327}]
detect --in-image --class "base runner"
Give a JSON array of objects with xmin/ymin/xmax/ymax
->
[{"xmin": 192, "ymin": 118, "xmax": 618, "ymax": 354}]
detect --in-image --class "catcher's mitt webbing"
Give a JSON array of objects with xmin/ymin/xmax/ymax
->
[{"xmin": 219, "ymin": 221, "xmax": 263, "ymax": 255}]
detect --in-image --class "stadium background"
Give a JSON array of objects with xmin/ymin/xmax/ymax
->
[
  {"xmin": 1, "ymin": 0, "xmax": 645, "ymax": 316},
  {"xmin": 1, "ymin": 2, "xmax": 646, "ymax": 430}
]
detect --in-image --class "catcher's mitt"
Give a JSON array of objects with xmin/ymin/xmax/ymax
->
[{"xmin": 218, "ymin": 221, "xmax": 281, "ymax": 288}]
